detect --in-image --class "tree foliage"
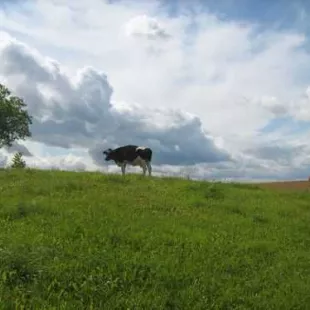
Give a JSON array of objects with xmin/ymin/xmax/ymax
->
[
  {"xmin": 10, "ymin": 152, "xmax": 26, "ymax": 169},
  {"xmin": 0, "ymin": 83, "xmax": 32, "ymax": 148}
]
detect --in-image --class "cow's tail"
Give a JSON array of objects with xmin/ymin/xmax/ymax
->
[{"xmin": 144, "ymin": 148, "xmax": 152, "ymax": 162}]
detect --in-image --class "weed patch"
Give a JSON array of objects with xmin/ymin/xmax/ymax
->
[{"xmin": 0, "ymin": 202, "xmax": 47, "ymax": 221}]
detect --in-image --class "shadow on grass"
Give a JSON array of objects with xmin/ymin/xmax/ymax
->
[
  {"xmin": 0, "ymin": 202, "xmax": 53, "ymax": 221},
  {"xmin": 187, "ymin": 182, "xmax": 225, "ymax": 201},
  {"xmin": 229, "ymin": 206, "xmax": 246, "ymax": 217},
  {"xmin": 229, "ymin": 183, "xmax": 262, "ymax": 191},
  {"xmin": 104, "ymin": 175, "xmax": 131, "ymax": 184},
  {"xmin": 252, "ymin": 214, "xmax": 268, "ymax": 224},
  {"xmin": 0, "ymin": 249, "xmax": 39, "ymax": 289}
]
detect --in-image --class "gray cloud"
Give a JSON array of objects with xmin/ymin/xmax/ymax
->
[
  {"xmin": 0, "ymin": 33, "xmax": 230, "ymax": 167},
  {"xmin": 0, "ymin": 154, "xmax": 8, "ymax": 168},
  {"xmin": 230, "ymin": 140, "xmax": 310, "ymax": 181},
  {"xmin": 4, "ymin": 142, "xmax": 33, "ymax": 157},
  {"xmin": 245, "ymin": 144, "xmax": 306, "ymax": 162}
]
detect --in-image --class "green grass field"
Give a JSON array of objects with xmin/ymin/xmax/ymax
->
[{"xmin": 1, "ymin": 168, "xmax": 310, "ymax": 309}]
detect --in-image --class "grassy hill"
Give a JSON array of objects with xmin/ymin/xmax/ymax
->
[{"xmin": 1, "ymin": 168, "xmax": 310, "ymax": 309}]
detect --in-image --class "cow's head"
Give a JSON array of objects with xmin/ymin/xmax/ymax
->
[{"xmin": 103, "ymin": 148, "xmax": 113, "ymax": 161}]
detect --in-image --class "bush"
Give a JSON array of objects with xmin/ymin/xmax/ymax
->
[{"xmin": 10, "ymin": 152, "xmax": 26, "ymax": 169}]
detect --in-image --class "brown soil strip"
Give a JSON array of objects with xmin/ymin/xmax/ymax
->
[{"xmin": 257, "ymin": 180, "xmax": 310, "ymax": 191}]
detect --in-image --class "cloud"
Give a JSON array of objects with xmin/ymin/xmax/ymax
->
[
  {"xmin": 0, "ymin": 154, "xmax": 8, "ymax": 168},
  {"xmin": 4, "ymin": 142, "xmax": 33, "ymax": 157},
  {"xmin": 1, "ymin": 0, "xmax": 310, "ymax": 180},
  {"xmin": 124, "ymin": 14, "xmax": 170, "ymax": 40},
  {"xmin": 25, "ymin": 154, "xmax": 88, "ymax": 172},
  {"xmin": 0, "ymin": 147, "xmax": 89, "ymax": 171},
  {"xmin": 0, "ymin": 31, "xmax": 230, "ymax": 167}
]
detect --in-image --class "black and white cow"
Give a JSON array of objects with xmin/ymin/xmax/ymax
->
[{"xmin": 103, "ymin": 145, "xmax": 152, "ymax": 176}]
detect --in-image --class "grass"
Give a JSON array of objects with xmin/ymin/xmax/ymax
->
[{"xmin": 1, "ymin": 168, "xmax": 310, "ymax": 309}]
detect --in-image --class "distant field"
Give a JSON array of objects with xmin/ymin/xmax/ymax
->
[
  {"xmin": 258, "ymin": 180, "xmax": 310, "ymax": 191},
  {"xmin": 1, "ymin": 169, "xmax": 310, "ymax": 309}
]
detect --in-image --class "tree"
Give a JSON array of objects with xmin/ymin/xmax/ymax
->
[
  {"xmin": 0, "ymin": 83, "xmax": 32, "ymax": 148},
  {"xmin": 10, "ymin": 152, "xmax": 26, "ymax": 169}
]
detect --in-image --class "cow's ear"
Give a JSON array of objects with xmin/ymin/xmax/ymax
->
[{"xmin": 103, "ymin": 148, "xmax": 112, "ymax": 155}]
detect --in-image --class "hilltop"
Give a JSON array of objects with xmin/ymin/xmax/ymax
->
[{"xmin": 0, "ymin": 168, "xmax": 310, "ymax": 309}]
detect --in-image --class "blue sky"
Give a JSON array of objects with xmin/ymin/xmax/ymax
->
[
  {"xmin": 1, "ymin": 0, "xmax": 310, "ymax": 32},
  {"xmin": 1, "ymin": 0, "xmax": 310, "ymax": 180},
  {"xmin": 162, "ymin": 0, "xmax": 310, "ymax": 59},
  {"xmin": 158, "ymin": 0, "xmax": 310, "ymax": 56},
  {"xmin": 160, "ymin": 0, "xmax": 309, "ymax": 29},
  {"xmin": 260, "ymin": 117, "xmax": 310, "ymax": 134}
]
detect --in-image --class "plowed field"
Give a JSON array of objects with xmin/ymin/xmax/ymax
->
[{"xmin": 258, "ymin": 180, "xmax": 310, "ymax": 191}]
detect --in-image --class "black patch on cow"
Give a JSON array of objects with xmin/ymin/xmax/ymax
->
[{"xmin": 136, "ymin": 147, "xmax": 152, "ymax": 162}]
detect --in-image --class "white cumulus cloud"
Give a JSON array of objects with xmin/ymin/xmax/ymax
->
[
  {"xmin": 125, "ymin": 14, "xmax": 170, "ymax": 40},
  {"xmin": 0, "ymin": 31, "xmax": 230, "ymax": 169}
]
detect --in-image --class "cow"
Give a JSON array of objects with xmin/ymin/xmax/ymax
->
[{"xmin": 103, "ymin": 144, "xmax": 152, "ymax": 176}]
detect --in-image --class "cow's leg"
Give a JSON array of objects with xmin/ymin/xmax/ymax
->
[
  {"xmin": 142, "ymin": 164, "xmax": 147, "ymax": 176},
  {"xmin": 140, "ymin": 161, "xmax": 147, "ymax": 176},
  {"xmin": 121, "ymin": 163, "xmax": 126, "ymax": 175},
  {"xmin": 146, "ymin": 161, "xmax": 152, "ymax": 176}
]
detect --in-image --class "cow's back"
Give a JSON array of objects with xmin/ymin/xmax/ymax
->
[{"xmin": 113, "ymin": 145, "xmax": 139, "ymax": 162}]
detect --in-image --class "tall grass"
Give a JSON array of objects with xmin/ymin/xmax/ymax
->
[{"xmin": 0, "ymin": 168, "xmax": 310, "ymax": 309}]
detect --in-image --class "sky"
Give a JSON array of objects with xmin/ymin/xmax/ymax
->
[{"xmin": 1, "ymin": 0, "xmax": 310, "ymax": 181}]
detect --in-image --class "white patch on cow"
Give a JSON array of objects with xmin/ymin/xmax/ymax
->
[
  {"xmin": 136, "ymin": 146, "xmax": 146, "ymax": 151},
  {"xmin": 130, "ymin": 156, "xmax": 145, "ymax": 167}
]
